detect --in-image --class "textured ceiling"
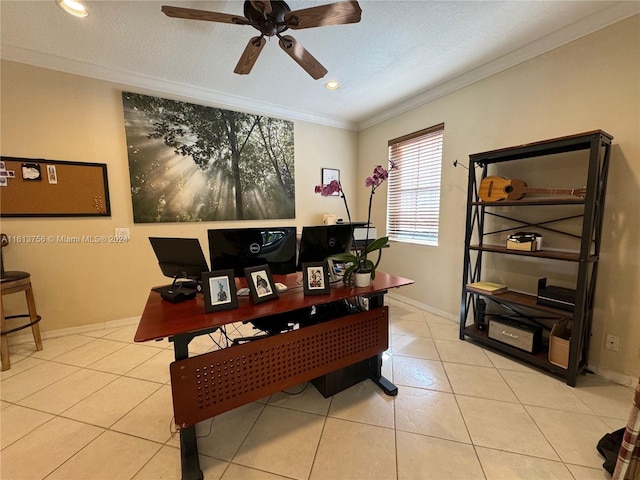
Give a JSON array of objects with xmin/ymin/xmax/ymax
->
[{"xmin": 1, "ymin": 1, "xmax": 638, "ymax": 130}]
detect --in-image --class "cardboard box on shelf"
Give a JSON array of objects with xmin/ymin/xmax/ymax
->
[{"xmin": 549, "ymin": 320, "xmax": 571, "ymax": 369}]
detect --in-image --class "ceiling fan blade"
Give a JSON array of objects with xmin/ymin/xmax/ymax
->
[
  {"xmin": 250, "ymin": 1, "xmax": 272, "ymax": 14},
  {"xmin": 285, "ymin": 1, "xmax": 362, "ymax": 29},
  {"xmin": 161, "ymin": 5, "xmax": 250, "ymax": 25},
  {"xmin": 278, "ymin": 35, "xmax": 328, "ymax": 80},
  {"xmin": 234, "ymin": 36, "xmax": 267, "ymax": 75}
]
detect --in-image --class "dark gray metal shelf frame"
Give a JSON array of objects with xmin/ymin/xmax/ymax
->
[{"xmin": 459, "ymin": 130, "xmax": 613, "ymax": 386}]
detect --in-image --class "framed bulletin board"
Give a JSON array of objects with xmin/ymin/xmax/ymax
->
[{"xmin": 0, "ymin": 157, "xmax": 111, "ymax": 217}]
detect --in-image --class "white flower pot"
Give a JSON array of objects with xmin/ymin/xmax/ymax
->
[{"xmin": 354, "ymin": 271, "xmax": 372, "ymax": 287}]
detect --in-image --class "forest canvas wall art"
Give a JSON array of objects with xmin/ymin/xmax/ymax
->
[{"xmin": 122, "ymin": 92, "xmax": 295, "ymax": 223}]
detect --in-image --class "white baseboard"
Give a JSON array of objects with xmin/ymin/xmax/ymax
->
[
  {"xmin": 7, "ymin": 316, "xmax": 141, "ymax": 346},
  {"xmin": 387, "ymin": 293, "xmax": 637, "ymax": 388},
  {"xmin": 387, "ymin": 292, "xmax": 458, "ymax": 322},
  {"xmin": 9, "ymin": 303, "xmax": 637, "ymax": 389},
  {"xmin": 586, "ymin": 364, "xmax": 638, "ymax": 388}
]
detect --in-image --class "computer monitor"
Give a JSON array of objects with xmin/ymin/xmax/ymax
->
[
  {"xmin": 297, "ymin": 224, "xmax": 354, "ymax": 269},
  {"xmin": 207, "ymin": 227, "xmax": 297, "ymax": 277},
  {"xmin": 149, "ymin": 237, "xmax": 209, "ymax": 281}
]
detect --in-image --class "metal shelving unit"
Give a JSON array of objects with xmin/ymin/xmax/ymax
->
[{"xmin": 459, "ymin": 130, "xmax": 613, "ymax": 386}]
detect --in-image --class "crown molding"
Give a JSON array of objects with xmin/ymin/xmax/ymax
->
[
  {"xmin": 357, "ymin": 2, "xmax": 640, "ymax": 131},
  {"xmin": 2, "ymin": 2, "xmax": 636, "ymax": 133},
  {"xmin": 0, "ymin": 45, "xmax": 358, "ymax": 131}
]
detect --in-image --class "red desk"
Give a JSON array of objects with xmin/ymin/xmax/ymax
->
[{"xmin": 135, "ymin": 272, "xmax": 413, "ymax": 480}]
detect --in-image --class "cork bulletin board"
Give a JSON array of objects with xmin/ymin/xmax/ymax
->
[{"xmin": 0, "ymin": 157, "xmax": 111, "ymax": 217}]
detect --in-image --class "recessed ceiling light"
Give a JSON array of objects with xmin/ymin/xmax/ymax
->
[
  {"xmin": 324, "ymin": 81, "xmax": 340, "ymax": 90},
  {"xmin": 56, "ymin": 0, "xmax": 88, "ymax": 18}
]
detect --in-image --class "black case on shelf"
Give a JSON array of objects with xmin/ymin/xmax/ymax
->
[{"xmin": 537, "ymin": 278, "xmax": 576, "ymax": 312}]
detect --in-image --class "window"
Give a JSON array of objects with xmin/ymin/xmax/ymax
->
[{"xmin": 387, "ymin": 123, "xmax": 444, "ymax": 246}]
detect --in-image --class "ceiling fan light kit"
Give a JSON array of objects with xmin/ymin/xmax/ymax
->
[{"xmin": 161, "ymin": 0, "xmax": 362, "ymax": 79}]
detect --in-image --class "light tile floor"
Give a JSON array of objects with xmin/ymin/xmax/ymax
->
[{"xmin": 0, "ymin": 298, "xmax": 634, "ymax": 480}]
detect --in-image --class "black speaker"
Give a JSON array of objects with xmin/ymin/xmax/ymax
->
[{"xmin": 475, "ymin": 299, "xmax": 486, "ymax": 330}]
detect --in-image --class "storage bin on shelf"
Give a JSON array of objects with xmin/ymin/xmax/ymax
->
[{"xmin": 549, "ymin": 320, "xmax": 571, "ymax": 369}]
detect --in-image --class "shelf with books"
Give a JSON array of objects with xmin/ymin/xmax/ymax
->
[{"xmin": 460, "ymin": 130, "xmax": 612, "ymax": 387}]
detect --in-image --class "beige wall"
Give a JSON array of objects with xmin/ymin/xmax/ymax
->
[
  {"xmin": 0, "ymin": 61, "xmax": 357, "ymax": 330},
  {"xmin": 360, "ymin": 15, "xmax": 640, "ymax": 380},
  {"xmin": 1, "ymin": 15, "xmax": 638, "ymax": 380}
]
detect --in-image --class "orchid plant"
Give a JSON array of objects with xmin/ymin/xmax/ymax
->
[{"xmin": 315, "ymin": 161, "xmax": 396, "ymax": 286}]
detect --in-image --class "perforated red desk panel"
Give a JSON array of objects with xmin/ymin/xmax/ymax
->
[{"xmin": 170, "ymin": 306, "xmax": 388, "ymax": 428}]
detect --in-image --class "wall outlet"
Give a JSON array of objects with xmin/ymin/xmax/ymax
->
[
  {"xmin": 605, "ymin": 334, "xmax": 620, "ymax": 352},
  {"xmin": 360, "ymin": 296, "xmax": 370, "ymax": 311}
]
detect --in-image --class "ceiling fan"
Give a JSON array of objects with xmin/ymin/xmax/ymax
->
[{"xmin": 161, "ymin": 1, "xmax": 362, "ymax": 79}]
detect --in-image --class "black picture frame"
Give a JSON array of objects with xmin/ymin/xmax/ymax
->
[
  {"xmin": 302, "ymin": 261, "xmax": 331, "ymax": 295},
  {"xmin": 244, "ymin": 265, "xmax": 279, "ymax": 304},
  {"xmin": 202, "ymin": 270, "xmax": 238, "ymax": 312},
  {"xmin": 321, "ymin": 168, "xmax": 340, "ymax": 195}
]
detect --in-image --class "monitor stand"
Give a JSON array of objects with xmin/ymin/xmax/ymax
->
[{"xmin": 159, "ymin": 278, "xmax": 198, "ymax": 303}]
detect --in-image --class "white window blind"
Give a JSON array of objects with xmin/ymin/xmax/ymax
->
[{"xmin": 387, "ymin": 123, "xmax": 444, "ymax": 246}]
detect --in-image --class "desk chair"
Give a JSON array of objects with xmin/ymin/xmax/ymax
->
[{"xmin": 1, "ymin": 234, "xmax": 43, "ymax": 370}]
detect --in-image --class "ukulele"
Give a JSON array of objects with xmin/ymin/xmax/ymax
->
[{"xmin": 478, "ymin": 176, "xmax": 586, "ymax": 202}]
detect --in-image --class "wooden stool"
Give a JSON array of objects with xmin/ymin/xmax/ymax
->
[{"xmin": 1, "ymin": 235, "xmax": 43, "ymax": 371}]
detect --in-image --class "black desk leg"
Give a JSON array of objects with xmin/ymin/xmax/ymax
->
[
  {"xmin": 373, "ymin": 375, "xmax": 398, "ymax": 396},
  {"xmin": 364, "ymin": 293, "xmax": 398, "ymax": 397},
  {"xmin": 180, "ymin": 426, "xmax": 203, "ymax": 480},
  {"xmin": 172, "ymin": 335, "xmax": 203, "ymax": 480},
  {"xmin": 369, "ymin": 292, "xmax": 398, "ymax": 397},
  {"xmin": 368, "ymin": 354, "xmax": 398, "ymax": 396}
]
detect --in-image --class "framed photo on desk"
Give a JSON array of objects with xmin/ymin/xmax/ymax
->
[
  {"xmin": 303, "ymin": 261, "xmax": 330, "ymax": 295},
  {"xmin": 202, "ymin": 270, "xmax": 238, "ymax": 312},
  {"xmin": 244, "ymin": 265, "xmax": 279, "ymax": 304}
]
